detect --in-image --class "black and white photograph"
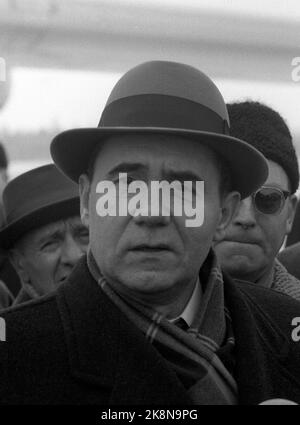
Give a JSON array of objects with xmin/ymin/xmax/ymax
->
[{"xmin": 0, "ymin": 0, "xmax": 300, "ymax": 412}]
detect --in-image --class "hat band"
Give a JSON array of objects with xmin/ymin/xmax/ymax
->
[
  {"xmin": 100, "ymin": 94, "xmax": 229, "ymax": 135},
  {"xmin": 5, "ymin": 186, "xmax": 78, "ymax": 224}
]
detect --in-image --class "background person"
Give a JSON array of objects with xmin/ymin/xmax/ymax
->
[
  {"xmin": 215, "ymin": 101, "xmax": 300, "ymax": 300},
  {"xmin": 278, "ymin": 239, "xmax": 300, "ymax": 280},
  {"xmin": 0, "ymin": 163, "xmax": 89, "ymax": 305}
]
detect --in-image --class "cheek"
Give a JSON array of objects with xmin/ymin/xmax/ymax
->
[
  {"xmin": 260, "ymin": 217, "xmax": 287, "ymax": 253},
  {"xmin": 203, "ymin": 197, "xmax": 222, "ymax": 229},
  {"xmin": 174, "ymin": 195, "xmax": 221, "ymax": 244},
  {"xmin": 90, "ymin": 214, "xmax": 130, "ymax": 258},
  {"xmin": 27, "ymin": 253, "xmax": 58, "ymax": 279},
  {"xmin": 178, "ymin": 213, "xmax": 219, "ymax": 258}
]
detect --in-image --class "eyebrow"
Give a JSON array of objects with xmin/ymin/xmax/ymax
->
[
  {"xmin": 70, "ymin": 223, "xmax": 89, "ymax": 233},
  {"xmin": 163, "ymin": 170, "xmax": 203, "ymax": 182},
  {"xmin": 38, "ymin": 229, "xmax": 64, "ymax": 245},
  {"xmin": 105, "ymin": 163, "xmax": 202, "ymax": 182},
  {"xmin": 105, "ymin": 162, "xmax": 148, "ymax": 179}
]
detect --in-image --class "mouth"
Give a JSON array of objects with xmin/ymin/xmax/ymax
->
[
  {"xmin": 220, "ymin": 239, "xmax": 262, "ymax": 251},
  {"xmin": 222, "ymin": 236, "xmax": 261, "ymax": 245},
  {"xmin": 130, "ymin": 244, "xmax": 172, "ymax": 252}
]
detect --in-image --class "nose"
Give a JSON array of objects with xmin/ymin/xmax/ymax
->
[
  {"xmin": 133, "ymin": 213, "xmax": 171, "ymax": 227},
  {"xmin": 131, "ymin": 195, "xmax": 171, "ymax": 227},
  {"xmin": 233, "ymin": 197, "xmax": 257, "ymax": 229},
  {"xmin": 61, "ymin": 235, "xmax": 86, "ymax": 267}
]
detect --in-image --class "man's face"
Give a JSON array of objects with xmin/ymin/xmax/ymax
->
[
  {"xmin": 215, "ymin": 160, "xmax": 297, "ymax": 282},
  {"xmin": 80, "ymin": 134, "xmax": 239, "ymax": 304},
  {"xmin": 13, "ymin": 215, "xmax": 89, "ymax": 295}
]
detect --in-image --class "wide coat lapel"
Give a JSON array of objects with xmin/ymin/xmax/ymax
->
[
  {"xmin": 224, "ymin": 274, "xmax": 300, "ymax": 405},
  {"xmin": 56, "ymin": 258, "xmax": 192, "ymax": 405},
  {"xmin": 56, "ymin": 258, "xmax": 300, "ymax": 405}
]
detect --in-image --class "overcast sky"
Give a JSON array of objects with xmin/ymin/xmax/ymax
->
[{"xmin": 1, "ymin": 67, "xmax": 300, "ymax": 138}]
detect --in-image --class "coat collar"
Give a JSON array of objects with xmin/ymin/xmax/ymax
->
[
  {"xmin": 56, "ymin": 257, "xmax": 192, "ymax": 404},
  {"xmin": 223, "ymin": 273, "xmax": 300, "ymax": 405},
  {"xmin": 56, "ymin": 256, "xmax": 300, "ymax": 405}
]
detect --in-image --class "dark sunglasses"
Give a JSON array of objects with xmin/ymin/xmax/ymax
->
[{"xmin": 252, "ymin": 186, "xmax": 291, "ymax": 215}]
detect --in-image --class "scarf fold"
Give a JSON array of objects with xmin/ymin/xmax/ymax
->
[
  {"xmin": 272, "ymin": 259, "xmax": 300, "ymax": 301},
  {"xmin": 87, "ymin": 250, "xmax": 238, "ymax": 405},
  {"xmin": 13, "ymin": 282, "xmax": 39, "ymax": 306}
]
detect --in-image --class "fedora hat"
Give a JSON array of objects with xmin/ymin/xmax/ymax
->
[
  {"xmin": 0, "ymin": 164, "xmax": 80, "ymax": 249},
  {"xmin": 51, "ymin": 60, "xmax": 268, "ymax": 198}
]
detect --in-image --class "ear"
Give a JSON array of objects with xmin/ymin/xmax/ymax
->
[
  {"xmin": 79, "ymin": 174, "xmax": 90, "ymax": 228},
  {"xmin": 213, "ymin": 191, "xmax": 240, "ymax": 242},
  {"xmin": 285, "ymin": 194, "xmax": 298, "ymax": 234},
  {"xmin": 9, "ymin": 248, "xmax": 30, "ymax": 285}
]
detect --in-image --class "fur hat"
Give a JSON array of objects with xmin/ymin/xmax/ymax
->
[{"xmin": 227, "ymin": 101, "xmax": 299, "ymax": 193}]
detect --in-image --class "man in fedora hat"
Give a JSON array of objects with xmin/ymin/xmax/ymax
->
[
  {"xmin": 215, "ymin": 101, "xmax": 300, "ymax": 301},
  {"xmin": 0, "ymin": 61, "xmax": 300, "ymax": 405},
  {"xmin": 0, "ymin": 164, "xmax": 89, "ymax": 305}
]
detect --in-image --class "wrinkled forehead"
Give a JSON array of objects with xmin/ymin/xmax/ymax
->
[
  {"xmin": 16, "ymin": 215, "xmax": 83, "ymax": 249},
  {"xmin": 265, "ymin": 159, "xmax": 290, "ymax": 190},
  {"xmin": 91, "ymin": 134, "xmax": 220, "ymax": 178},
  {"xmin": 37, "ymin": 215, "xmax": 82, "ymax": 235}
]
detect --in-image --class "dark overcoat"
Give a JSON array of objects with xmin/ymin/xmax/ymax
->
[{"xmin": 0, "ymin": 257, "xmax": 300, "ymax": 405}]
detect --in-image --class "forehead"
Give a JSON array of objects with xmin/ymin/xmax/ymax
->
[
  {"xmin": 92, "ymin": 134, "xmax": 219, "ymax": 176},
  {"xmin": 265, "ymin": 159, "xmax": 290, "ymax": 189},
  {"xmin": 20, "ymin": 215, "xmax": 82, "ymax": 247}
]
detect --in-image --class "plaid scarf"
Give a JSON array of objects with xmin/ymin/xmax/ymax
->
[
  {"xmin": 87, "ymin": 250, "xmax": 238, "ymax": 405},
  {"xmin": 272, "ymin": 259, "xmax": 300, "ymax": 301}
]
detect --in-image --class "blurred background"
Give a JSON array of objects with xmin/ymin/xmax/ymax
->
[{"xmin": 0, "ymin": 0, "xmax": 300, "ymax": 181}]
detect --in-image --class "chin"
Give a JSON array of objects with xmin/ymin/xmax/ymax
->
[
  {"xmin": 225, "ymin": 264, "xmax": 259, "ymax": 283},
  {"xmin": 121, "ymin": 270, "xmax": 176, "ymax": 293}
]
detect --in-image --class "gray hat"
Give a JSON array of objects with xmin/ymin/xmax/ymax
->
[{"xmin": 51, "ymin": 60, "xmax": 268, "ymax": 199}]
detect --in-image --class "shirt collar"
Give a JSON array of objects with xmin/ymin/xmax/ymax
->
[{"xmin": 169, "ymin": 277, "xmax": 202, "ymax": 327}]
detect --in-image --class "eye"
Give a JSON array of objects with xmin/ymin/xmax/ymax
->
[
  {"xmin": 113, "ymin": 175, "xmax": 135, "ymax": 185},
  {"xmin": 41, "ymin": 240, "xmax": 60, "ymax": 252},
  {"xmin": 182, "ymin": 181, "xmax": 199, "ymax": 195},
  {"xmin": 77, "ymin": 230, "xmax": 89, "ymax": 244}
]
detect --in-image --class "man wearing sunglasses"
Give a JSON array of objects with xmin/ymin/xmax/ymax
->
[{"xmin": 215, "ymin": 101, "xmax": 300, "ymax": 301}]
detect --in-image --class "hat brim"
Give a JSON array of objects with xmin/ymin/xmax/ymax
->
[
  {"xmin": 51, "ymin": 127, "xmax": 268, "ymax": 199},
  {"xmin": 0, "ymin": 197, "xmax": 80, "ymax": 250}
]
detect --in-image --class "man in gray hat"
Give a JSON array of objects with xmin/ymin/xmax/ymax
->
[
  {"xmin": 0, "ymin": 61, "xmax": 299, "ymax": 405},
  {"xmin": 215, "ymin": 101, "xmax": 300, "ymax": 301},
  {"xmin": 0, "ymin": 164, "xmax": 89, "ymax": 305}
]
